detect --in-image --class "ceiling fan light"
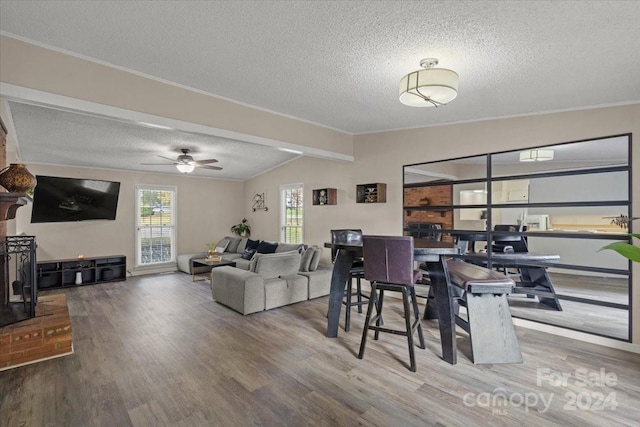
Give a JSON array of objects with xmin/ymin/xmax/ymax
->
[
  {"xmin": 176, "ymin": 163, "xmax": 195, "ymax": 173},
  {"xmin": 519, "ymin": 149, "xmax": 554, "ymax": 162}
]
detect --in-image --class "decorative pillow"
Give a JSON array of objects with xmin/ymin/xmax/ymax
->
[
  {"xmin": 246, "ymin": 238, "xmax": 261, "ymax": 250},
  {"xmin": 226, "ymin": 237, "xmax": 242, "ymax": 253},
  {"xmin": 241, "ymin": 248, "xmax": 257, "ymax": 260},
  {"xmin": 257, "ymin": 241, "xmax": 278, "ymax": 254},
  {"xmin": 214, "ymin": 238, "xmax": 230, "ymax": 253},
  {"xmin": 309, "ymin": 246, "xmax": 322, "ymax": 271},
  {"xmin": 299, "ymin": 247, "xmax": 314, "ymax": 272}
]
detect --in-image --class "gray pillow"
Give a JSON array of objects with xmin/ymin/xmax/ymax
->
[
  {"xmin": 299, "ymin": 247, "xmax": 314, "ymax": 272},
  {"xmin": 309, "ymin": 246, "xmax": 322, "ymax": 271},
  {"xmin": 214, "ymin": 238, "xmax": 230, "ymax": 253},
  {"xmin": 236, "ymin": 238, "xmax": 249, "ymax": 254},
  {"xmin": 226, "ymin": 237, "xmax": 242, "ymax": 253}
]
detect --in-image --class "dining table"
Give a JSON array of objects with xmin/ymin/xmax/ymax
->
[{"xmin": 324, "ymin": 239, "xmax": 461, "ymax": 365}]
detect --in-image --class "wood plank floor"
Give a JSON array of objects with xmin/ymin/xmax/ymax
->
[
  {"xmin": 1, "ymin": 272, "xmax": 639, "ymax": 426},
  {"xmin": 508, "ymin": 272, "xmax": 629, "ymax": 340}
]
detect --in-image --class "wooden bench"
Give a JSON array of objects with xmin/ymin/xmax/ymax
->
[{"xmin": 446, "ymin": 260, "xmax": 522, "ymax": 364}]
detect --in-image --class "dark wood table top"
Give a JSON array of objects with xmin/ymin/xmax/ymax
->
[
  {"xmin": 456, "ymin": 252, "xmax": 560, "ymax": 267},
  {"xmin": 324, "ymin": 239, "xmax": 459, "ymax": 261}
]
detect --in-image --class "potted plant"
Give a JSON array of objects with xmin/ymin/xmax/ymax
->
[
  {"xmin": 599, "ymin": 217, "xmax": 640, "ymax": 263},
  {"xmin": 231, "ymin": 218, "xmax": 251, "ymax": 237}
]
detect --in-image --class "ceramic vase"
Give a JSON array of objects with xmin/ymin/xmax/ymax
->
[{"xmin": 0, "ymin": 163, "xmax": 37, "ymax": 193}]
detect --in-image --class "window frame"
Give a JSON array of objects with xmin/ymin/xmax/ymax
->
[
  {"xmin": 280, "ymin": 183, "xmax": 304, "ymax": 244},
  {"xmin": 135, "ymin": 184, "xmax": 177, "ymax": 268}
]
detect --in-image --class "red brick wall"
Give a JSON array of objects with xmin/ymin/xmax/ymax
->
[{"xmin": 404, "ymin": 183, "xmax": 453, "ymax": 241}]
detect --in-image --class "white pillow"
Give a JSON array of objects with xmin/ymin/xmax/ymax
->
[{"xmin": 214, "ymin": 238, "xmax": 230, "ymax": 253}]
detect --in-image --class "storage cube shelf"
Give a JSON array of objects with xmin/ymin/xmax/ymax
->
[
  {"xmin": 356, "ymin": 183, "xmax": 386, "ymax": 203},
  {"xmin": 37, "ymin": 255, "xmax": 126, "ymax": 289},
  {"xmin": 312, "ymin": 188, "xmax": 337, "ymax": 205}
]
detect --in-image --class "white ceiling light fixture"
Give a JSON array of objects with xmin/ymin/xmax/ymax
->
[
  {"xmin": 399, "ymin": 58, "xmax": 459, "ymax": 107},
  {"xmin": 519, "ymin": 149, "xmax": 554, "ymax": 162},
  {"xmin": 176, "ymin": 163, "xmax": 195, "ymax": 173}
]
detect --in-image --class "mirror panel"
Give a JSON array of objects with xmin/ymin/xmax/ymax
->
[{"xmin": 403, "ymin": 134, "xmax": 632, "ymax": 341}]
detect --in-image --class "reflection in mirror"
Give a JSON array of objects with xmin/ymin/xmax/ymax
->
[{"xmin": 403, "ymin": 135, "xmax": 631, "ymax": 340}]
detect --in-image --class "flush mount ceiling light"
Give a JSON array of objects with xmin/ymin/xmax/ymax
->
[
  {"xmin": 519, "ymin": 149, "xmax": 554, "ymax": 162},
  {"xmin": 399, "ymin": 58, "xmax": 459, "ymax": 107}
]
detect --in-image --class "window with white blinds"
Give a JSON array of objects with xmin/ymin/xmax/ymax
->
[
  {"xmin": 135, "ymin": 185, "xmax": 176, "ymax": 266},
  {"xmin": 280, "ymin": 183, "xmax": 304, "ymax": 244}
]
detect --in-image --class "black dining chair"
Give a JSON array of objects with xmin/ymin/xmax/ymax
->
[
  {"xmin": 330, "ymin": 229, "xmax": 368, "ymax": 332},
  {"xmin": 358, "ymin": 235, "xmax": 425, "ymax": 372},
  {"xmin": 492, "ymin": 224, "xmax": 528, "ymax": 253}
]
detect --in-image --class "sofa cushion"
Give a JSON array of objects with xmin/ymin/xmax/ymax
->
[
  {"xmin": 226, "ymin": 237, "xmax": 242, "ymax": 253},
  {"xmin": 299, "ymin": 247, "xmax": 314, "ymax": 272},
  {"xmin": 246, "ymin": 238, "xmax": 261, "ymax": 250},
  {"xmin": 251, "ymin": 251, "xmax": 301, "ymax": 279},
  {"xmin": 276, "ymin": 243, "xmax": 305, "ymax": 253},
  {"xmin": 257, "ymin": 241, "xmax": 278, "ymax": 254},
  {"xmin": 236, "ymin": 238, "xmax": 249, "ymax": 254},
  {"xmin": 309, "ymin": 246, "xmax": 323, "ymax": 271}
]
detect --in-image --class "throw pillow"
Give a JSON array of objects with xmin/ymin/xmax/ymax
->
[
  {"xmin": 309, "ymin": 246, "xmax": 322, "ymax": 271},
  {"xmin": 299, "ymin": 247, "xmax": 314, "ymax": 272},
  {"xmin": 214, "ymin": 238, "xmax": 230, "ymax": 253},
  {"xmin": 257, "ymin": 241, "xmax": 278, "ymax": 254},
  {"xmin": 246, "ymin": 238, "xmax": 261, "ymax": 250},
  {"xmin": 226, "ymin": 237, "xmax": 242, "ymax": 253},
  {"xmin": 241, "ymin": 248, "xmax": 257, "ymax": 260}
]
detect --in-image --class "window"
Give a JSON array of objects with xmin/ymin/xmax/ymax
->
[
  {"xmin": 136, "ymin": 185, "xmax": 176, "ymax": 266},
  {"xmin": 280, "ymin": 183, "xmax": 303, "ymax": 243}
]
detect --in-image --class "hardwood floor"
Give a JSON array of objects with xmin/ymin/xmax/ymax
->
[
  {"xmin": 1, "ymin": 272, "xmax": 639, "ymax": 426},
  {"xmin": 508, "ymin": 272, "xmax": 629, "ymax": 340}
]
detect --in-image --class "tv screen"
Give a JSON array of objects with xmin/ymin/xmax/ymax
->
[{"xmin": 31, "ymin": 175, "xmax": 121, "ymax": 223}]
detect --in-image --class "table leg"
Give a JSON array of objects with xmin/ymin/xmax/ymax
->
[
  {"xmin": 327, "ymin": 250, "xmax": 354, "ymax": 338},
  {"xmin": 518, "ymin": 266, "xmax": 562, "ymax": 310},
  {"xmin": 424, "ymin": 259, "xmax": 457, "ymax": 365}
]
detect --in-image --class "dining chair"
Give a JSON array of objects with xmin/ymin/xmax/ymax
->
[
  {"xmin": 330, "ymin": 229, "xmax": 368, "ymax": 332},
  {"xmin": 492, "ymin": 224, "xmax": 528, "ymax": 253},
  {"xmin": 358, "ymin": 235, "xmax": 425, "ymax": 372}
]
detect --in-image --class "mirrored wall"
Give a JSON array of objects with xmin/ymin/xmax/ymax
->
[{"xmin": 403, "ymin": 134, "xmax": 632, "ymax": 340}]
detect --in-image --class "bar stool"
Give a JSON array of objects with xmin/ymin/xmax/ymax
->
[
  {"xmin": 330, "ymin": 229, "xmax": 369, "ymax": 332},
  {"xmin": 358, "ymin": 235, "xmax": 425, "ymax": 372}
]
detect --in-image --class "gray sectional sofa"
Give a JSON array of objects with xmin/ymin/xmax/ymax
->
[{"xmin": 178, "ymin": 237, "xmax": 332, "ymax": 315}]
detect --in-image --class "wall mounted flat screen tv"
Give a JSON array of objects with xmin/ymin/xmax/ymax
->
[{"xmin": 31, "ymin": 175, "xmax": 121, "ymax": 223}]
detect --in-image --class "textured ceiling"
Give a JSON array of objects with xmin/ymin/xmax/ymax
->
[
  {"xmin": 1, "ymin": 1, "xmax": 639, "ymax": 177},
  {"xmin": 8, "ymin": 102, "xmax": 297, "ymax": 180}
]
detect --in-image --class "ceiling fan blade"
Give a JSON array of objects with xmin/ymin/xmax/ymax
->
[
  {"xmin": 141, "ymin": 162, "xmax": 177, "ymax": 165},
  {"xmin": 197, "ymin": 165, "xmax": 223, "ymax": 170},
  {"xmin": 193, "ymin": 158, "xmax": 219, "ymax": 165},
  {"xmin": 158, "ymin": 155, "xmax": 178, "ymax": 162}
]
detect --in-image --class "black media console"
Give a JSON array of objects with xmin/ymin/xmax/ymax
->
[{"xmin": 37, "ymin": 255, "xmax": 126, "ymax": 289}]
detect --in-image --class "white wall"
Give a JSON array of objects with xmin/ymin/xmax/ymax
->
[{"xmin": 14, "ymin": 164, "xmax": 244, "ymax": 273}]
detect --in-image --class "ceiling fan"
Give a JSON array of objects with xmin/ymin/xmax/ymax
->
[{"xmin": 141, "ymin": 149, "xmax": 223, "ymax": 173}]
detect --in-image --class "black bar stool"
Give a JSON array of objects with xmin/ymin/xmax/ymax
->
[
  {"xmin": 358, "ymin": 235, "xmax": 425, "ymax": 372},
  {"xmin": 330, "ymin": 229, "xmax": 369, "ymax": 332}
]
